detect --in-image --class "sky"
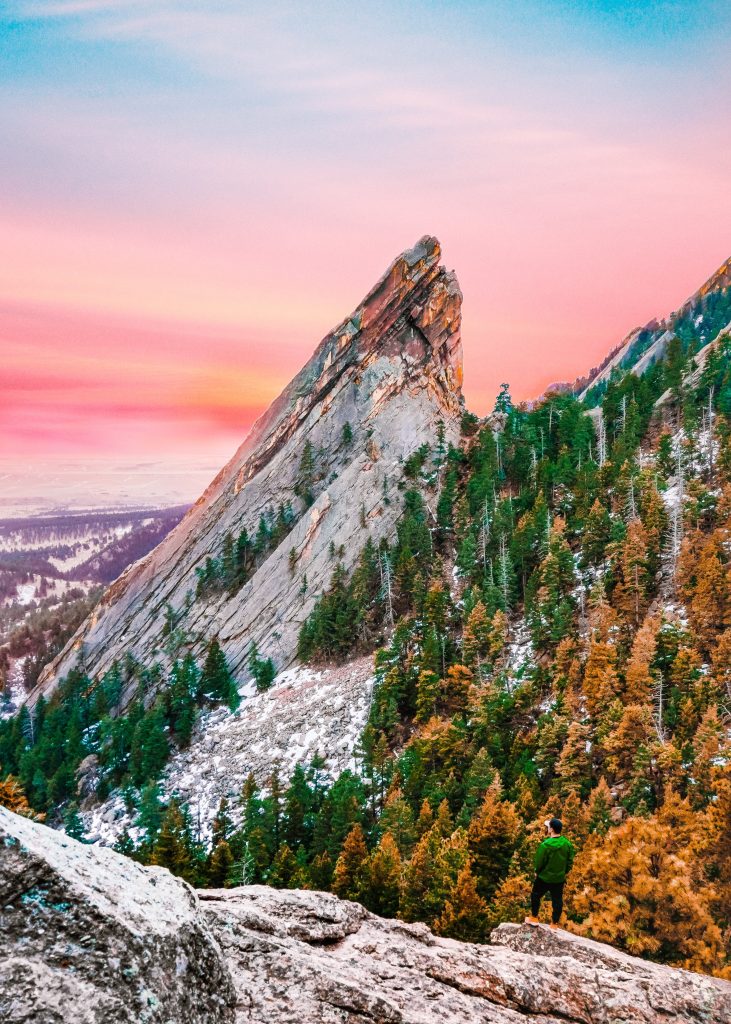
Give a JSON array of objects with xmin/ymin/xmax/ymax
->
[{"xmin": 2, "ymin": 0, "xmax": 731, "ymax": 507}]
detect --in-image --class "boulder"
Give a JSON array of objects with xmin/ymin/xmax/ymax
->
[
  {"xmin": 202, "ymin": 886, "xmax": 731, "ymax": 1024},
  {"xmin": 0, "ymin": 806, "xmax": 235, "ymax": 1024}
]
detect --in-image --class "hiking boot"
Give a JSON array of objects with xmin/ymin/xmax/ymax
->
[
  {"xmin": 549, "ymin": 923, "xmax": 560, "ymax": 930},
  {"xmin": 524, "ymin": 916, "xmax": 540, "ymax": 927}
]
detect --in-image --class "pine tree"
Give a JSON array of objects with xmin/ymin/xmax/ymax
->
[
  {"xmin": 296, "ymin": 440, "xmax": 316, "ymax": 506},
  {"xmin": 200, "ymin": 638, "xmax": 239, "ymax": 709},
  {"xmin": 614, "ymin": 519, "xmax": 651, "ymax": 626},
  {"xmin": 582, "ymin": 498, "xmax": 612, "ymax": 566},
  {"xmin": 136, "ymin": 781, "xmax": 164, "ymax": 845},
  {"xmin": 332, "ymin": 823, "xmax": 368, "ymax": 901},
  {"xmin": 113, "ymin": 828, "xmax": 136, "ymax": 857},
  {"xmin": 130, "ymin": 704, "xmax": 169, "ymax": 786},
  {"xmin": 211, "ymin": 797, "xmax": 233, "ymax": 848},
  {"xmin": 415, "ymin": 670, "xmax": 440, "ymax": 723},
  {"xmin": 399, "ymin": 825, "xmax": 445, "ymax": 924},
  {"xmin": 235, "ymin": 528, "xmax": 252, "ymax": 583},
  {"xmin": 583, "ymin": 778, "xmax": 614, "ymax": 835},
  {"xmin": 248, "ymin": 642, "xmax": 276, "ymax": 692},
  {"xmin": 63, "ymin": 802, "xmax": 86, "ymax": 841},
  {"xmin": 434, "ymin": 864, "xmax": 489, "ymax": 942},
  {"xmin": 207, "ymin": 839, "xmax": 234, "ymax": 888},
  {"xmin": 267, "ymin": 843, "xmax": 303, "ymax": 888},
  {"xmin": 378, "ymin": 789, "xmax": 416, "ymax": 857},
  {"xmin": 462, "ymin": 601, "xmax": 491, "ymax": 674},
  {"xmin": 152, "ymin": 800, "xmax": 198, "ymax": 885},
  {"xmin": 582, "ymin": 606, "xmax": 621, "ymax": 715},
  {"xmin": 221, "ymin": 531, "xmax": 235, "ymax": 587},
  {"xmin": 467, "ymin": 785, "xmax": 522, "ymax": 901},
  {"xmin": 624, "ymin": 615, "xmax": 660, "ymax": 705},
  {"xmin": 689, "ymin": 537, "xmax": 729, "ymax": 656},
  {"xmin": 0, "ymin": 775, "xmax": 44, "ymax": 820},
  {"xmin": 361, "ymin": 831, "xmax": 401, "ymax": 917},
  {"xmin": 169, "ymin": 657, "xmax": 197, "ymax": 746},
  {"xmin": 571, "ymin": 815, "xmax": 723, "ymax": 973},
  {"xmin": 553, "ymin": 722, "xmax": 592, "ymax": 799}
]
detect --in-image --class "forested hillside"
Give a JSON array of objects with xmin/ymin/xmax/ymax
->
[{"xmin": 1, "ymin": 309, "xmax": 729, "ymax": 977}]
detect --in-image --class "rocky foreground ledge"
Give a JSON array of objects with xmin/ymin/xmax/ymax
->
[{"xmin": 2, "ymin": 807, "xmax": 729, "ymax": 1024}]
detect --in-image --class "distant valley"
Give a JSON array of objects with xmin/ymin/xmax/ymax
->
[{"xmin": 0, "ymin": 505, "xmax": 188, "ymax": 706}]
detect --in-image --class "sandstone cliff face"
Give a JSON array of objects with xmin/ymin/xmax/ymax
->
[
  {"xmin": 30, "ymin": 236, "xmax": 463, "ymax": 707},
  {"xmin": 2, "ymin": 807, "xmax": 729, "ymax": 1024}
]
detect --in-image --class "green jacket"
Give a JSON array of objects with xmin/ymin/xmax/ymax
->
[{"xmin": 534, "ymin": 835, "xmax": 574, "ymax": 883}]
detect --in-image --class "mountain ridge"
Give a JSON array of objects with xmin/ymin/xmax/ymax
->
[
  {"xmin": 29, "ymin": 235, "xmax": 463, "ymax": 710},
  {"xmin": 574, "ymin": 251, "xmax": 731, "ymax": 399},
  {"xmin": 2, "ymin": 237, "xmax": 730, "ymax": 982}
]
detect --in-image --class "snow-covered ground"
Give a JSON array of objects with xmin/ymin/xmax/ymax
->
[
  {"xmin": 83, "ymin": 657, "xmax": 375, "ymax": 845},
  {"xmin": 2, "ymin": 574, "xmax": 95, "ymax": 609},
  {"xmin": 0, "ymin": 657, "xmax": 27, "ymax": 721},
  {"xmin": 505, "ymin": 620, "xmax": 533, "ymax": 680},
  {"xmin": 14, "ymin": 582, "xmax": 37, "ymax": 605}
]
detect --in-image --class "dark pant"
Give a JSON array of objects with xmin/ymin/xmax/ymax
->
[{"xmin": 531, "ymin": 876, "xmax": 564, "ymax": 924}]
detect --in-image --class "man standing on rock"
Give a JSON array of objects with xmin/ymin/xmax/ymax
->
[{"xmin": 525, "ymin": 817, "xmax": 574, "ymax": 929}]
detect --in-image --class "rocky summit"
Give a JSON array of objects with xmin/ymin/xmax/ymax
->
[
  {"xmin": 29, "ymin": 235, "xmax": 463, "ymax": 711},
  {"xmin": 2, "ymin": 805, "xmax": 730, "ymax": 1024}
]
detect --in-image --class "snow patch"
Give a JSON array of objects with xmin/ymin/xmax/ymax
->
[{"xmin": 83, "ymin": 657, "xmax": 375, "ymax": 845}]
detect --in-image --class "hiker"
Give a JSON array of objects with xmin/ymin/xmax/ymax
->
[{"xmin": 525, "ymin": 816, "xmax": 574, "ymax": 929}]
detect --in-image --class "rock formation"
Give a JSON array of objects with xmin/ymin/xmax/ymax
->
[
  {"xmin": 0, "ymin": 805, "xmax": 235, "ymax": 1024},
  {"xmin": 3, "ymin": 805, "xmax": 730, "ymax": 1024},
  {"xmin": 577, "ymin": 252, "xmax": 730, "ymax": 401},
  {"xmin": 29, "ymin": 236, "xmax": 463, "ymax": 710}
]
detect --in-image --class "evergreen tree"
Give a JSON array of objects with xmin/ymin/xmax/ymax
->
[
  {"xmin": 152, "ymin": 800, "xmax": 199, "ymax": 885},
  {"xmin": 207, "ymin": 839, "xmax": 234, "ymax": 887},
  {"xmin": 248, "ymin": 642, "xmax": 276, "ymax": 692},
  {"xmin": 361, "ymin": 831, "xmax": 401, "ymax": 917},
  {"xmin": 332, "ymin": 823, "xmax": 368, "ymax": 901},
  {"xmin": 434, "ymin": 864, "xmax": 489, "ymax": 942},
  {"xmin": 200, "ymin": 638, "xmax": 239, "ymax": 709},
  {"xmin": 63, "ymin": 802, "xmax": 86, "ymax": 841},
  {"xmin": 136, "ymin": 781, "xmax": 164, "ymax": 845},
  {"xmin": 467, "ymin": 786, "xmax": 522, "ymax": 901},
  {"xmin": 295, "ymin": 440, "xmax": 316, "ymax": 506}
]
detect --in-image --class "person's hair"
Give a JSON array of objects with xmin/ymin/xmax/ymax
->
[{"xmin": 548, "ymin": 817, "xmax": 563, "ymax": 834}]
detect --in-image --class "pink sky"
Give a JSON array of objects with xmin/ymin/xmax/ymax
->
[{"xmin": 2, "ymin": 1, "xmax": 730, "ymax": 502}]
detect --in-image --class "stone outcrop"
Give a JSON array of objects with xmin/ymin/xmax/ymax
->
[
  {"xmin": 29, "ymin": 236, "xmax": 463, "ymax": 709},
  {"xmin": 3, "ymin": 806, "xmax": 730, "ymax": 1024},
  {"xmin": 0, "ymin": 805, "xmax": 235, "ymax": 1024}
]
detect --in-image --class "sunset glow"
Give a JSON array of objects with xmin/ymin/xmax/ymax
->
[{"xmin": 3, "ymin": 1, "xmax": 731, "ymax": 500}]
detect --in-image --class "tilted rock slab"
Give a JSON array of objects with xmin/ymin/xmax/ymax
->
[
  {"xmin": 29, "ymin": 235, "xmax": 463, "ymax": 710},
  {"xmin": 3, "ymin": 807, "xmax": 730, "ymax": 1024},
  {"xmin": 579, "ymin": 251, "xmax": 731, "ymax": 401},
  {"xmin": 202, "ymin": 887, "xmax": 731, "ymax": 1024}
]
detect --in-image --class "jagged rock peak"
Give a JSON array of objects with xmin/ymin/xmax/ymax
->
[
  {"xmin": 2, "ymin": 806, "xmax": 730, "ymax": 1024},
  {"xmin": 675, "ymin": 252, "xmax": 731, "ymax": 316},
  {"xmin": 295, "ymin": 233, "xmax": 463, "ymax": 391},
  {"xmin": 31, "ymin": 236, "xmax": 464, "ymax": 704},
  {"xmin": 577, "ymin": 250, "xmax": 731, "ymax": 400},
  {"xmin": 209, "ymin": 232, "xmax": 463, "ymax": 499}
]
